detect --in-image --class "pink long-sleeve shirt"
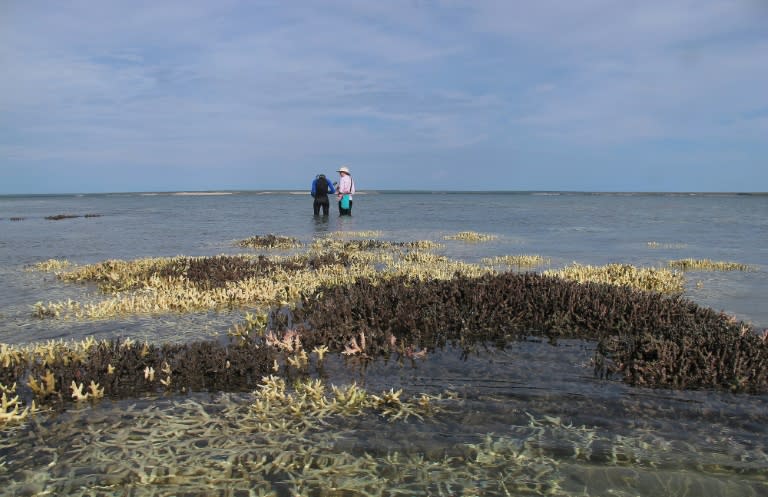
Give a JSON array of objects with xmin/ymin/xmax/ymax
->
[{"xmin": 337, "ymin": 175, "xmax": 355, "ymax": 199}]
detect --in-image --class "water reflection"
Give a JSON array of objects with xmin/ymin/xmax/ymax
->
[
  {"xmin": 334, "ymin": 211, "xmax": 358, "ymax": 233},
  {"xmin": 310, "ymin": 210, "xmax": 359, "ymax": 236},
  {"xmin": 311, "ymin": 214, "xmax": 332, "ymax": 235}
]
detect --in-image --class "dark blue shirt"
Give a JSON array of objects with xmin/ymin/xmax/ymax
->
[{"xmin": 311, "ymin": 176, "xmax": 335, "ymax": 197}]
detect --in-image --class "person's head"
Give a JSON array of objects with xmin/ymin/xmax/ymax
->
[
  {"xmin": 318, "ymin": 173, "xmax": 325, "ymax": 179},
  {"xmin": 337, "ymin": 166, "xmax": 350, "ymax": 176}
]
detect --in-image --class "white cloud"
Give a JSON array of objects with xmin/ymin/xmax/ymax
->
[{"xmin": 1, "ymin": 0, "xmax": 766, "ymax": 192}]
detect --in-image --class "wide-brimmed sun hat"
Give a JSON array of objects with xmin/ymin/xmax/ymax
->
[{"xmin": 337, "ymin": 166, "xmax": 351, "ymax": 174}]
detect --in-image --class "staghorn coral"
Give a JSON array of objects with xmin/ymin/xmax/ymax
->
[
  {"xmin": 1, "ymin": 336, "xmax": 277, "ymax": 407},
  {"xmin": 29, "ymin": 241, "xmax": 466, "ymax": 319},
  {"xmin": 280, "ymin": 272, "xmax": 767, "ymax": 393},
  {"xmin": 647, "ymin": 241, "xmax": 687, "ymax": 249},
  {"xmin": 482, "ymin": 254, "xmax": 551, "ymax": 268},
  {"xmin": 26, "ymin": 258, "xmax": 72, "ymax": 272},
  {"xmin": 668, "ymin": 258, "xmax": 753, "ymax": 272},
  {"xmin": 235, "ymin": 234, "xmax": 302, "ymax": 249},
  {"xmin": 332, "ymin": 230, "xmax": 383, "ymax": 238},
  {"xmin": 19, "ymin": 238, "xmax": 766, "ymax": 394},
  {"xmin": 443, "ymin": 230, "xmax": 497, "ymax": 242},
  {"xmin": 544, "ymin": 263, "xmax": 684, "ymax": 295},
  {"xmin": 1, "ymin": 382, "xmax": 38, "ymax": 426}
]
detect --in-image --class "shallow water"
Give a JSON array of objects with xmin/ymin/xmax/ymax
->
[{"xmin": 1, "ymin": 191, "xmax": 767, "ymax": 496}]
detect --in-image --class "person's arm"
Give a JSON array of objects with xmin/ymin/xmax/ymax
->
[
  {"xmin": 350, "ymin": 178, "xmax": 356, "ymax": 194},
  {"xmin": 328, "ymin": 181, "xmax": 335, "ymax": 194},
  {"xmin": 311, "ymin": 178, "xmax": 317, "ymax": 197}
]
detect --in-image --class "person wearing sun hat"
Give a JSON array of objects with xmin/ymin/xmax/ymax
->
[{"xmin": 336, "ymin": 165, "xmax": 356, "ymax": 216}]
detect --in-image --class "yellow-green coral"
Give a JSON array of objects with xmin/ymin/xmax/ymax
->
[
  {"xmin": 332, "ymin": 230, "xmax": 383, "ymax": 238},
  {"xmin": 2, "ymin": 337, "xmax": 99, "ymax": 370},
  {"xmin": 1, "ymin": 383, "xmax": 38, "ymax": 426},
  {"xmin": 26, "ymin": 258, "xmax": 71, "ymax": 272},
  {"xmin": 235, "ymin": 235, "xmax": 302, "ymax": 249},
  {"xmin": 647, "ymin": 241, "xmax": 687, "ymax": 249},
  {"xmin": 443, "ymin": 231, "xmax": 497, "ymax": 242},
  {"xmin": 482, "ymin": 254, "xmax": 551, "ymax": 268},
  {"xmin": 544, "ymin": 263, "xmax": 684, "ymax": 294},
  {"xmin": 668, "ymin": 258, "xmax": 752, "ymax": 272},
  {"xmin": 29, "ymin": 243, "xmax": 487, "ymax": 320},
  {"xmin": 253, "ymin": 376, "xmax": 447, "ymax": 427}
]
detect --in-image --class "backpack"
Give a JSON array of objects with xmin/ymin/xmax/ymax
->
[{"xmin": 315, "ymin": 176, "xmax": 329, "ymax": 195}]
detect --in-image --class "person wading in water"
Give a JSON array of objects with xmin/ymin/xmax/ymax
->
[
  {"xmin": 310, "ymin": 173, "xmax": 335, "ymax": 216},
  {"xmin": 336, "ymin": 166, "xmax": 355, "ymax": 216}
]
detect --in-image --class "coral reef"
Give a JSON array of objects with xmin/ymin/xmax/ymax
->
[
  {"xmin": 16, "ymin": 234, "xmax": 767, "ymax": 405},
  {"xmin": 647, "ymin": 241, "xmax": 687, "ymax": 249},
  {"xmin": 26, "ymin": 259, "xmax": 71, "ymax": 272},
  {"xmin": 482, "ymin": 254, "xmax": 551, "ymax": 268},
  {"xmin": 668, "ymin": 258, "xmax": 753, "ymax": 271},
  {"xmin": 1, "ymin": 336, "xmax": 277, "ymax": 413},
  {"xmin": 45, "ymin": 213, "xmax": 101, "ymax": 220},
  {"xmin": 235, "ymin": 234, "xmax": 302, "ymax": 249},
  {"xmin": 544, "ymin": 263, "xmax": 684, "ymax": 294},
  {"xmin": 281, "ymin": 272, "xmax": 767, "ymax": 393},
  {"xmin": 443, "ymin": 230, "xmax": 497, "ymax": 241}
]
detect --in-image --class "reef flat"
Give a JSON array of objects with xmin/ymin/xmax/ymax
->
[
  {"xmin": 3, "ymin": 234, "xmax": 766, "ymax": 425},
  {"xmin": 1, "ymin": 232, "xmax": 767, "ymax": 496}
]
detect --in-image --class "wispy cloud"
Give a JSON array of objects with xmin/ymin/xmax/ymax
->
[{"xmin": 1, "ymin": 0, "xmax": 766, "ymax": 192}]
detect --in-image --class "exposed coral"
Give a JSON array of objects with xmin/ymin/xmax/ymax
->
[
  {"xmin": 668, "ymin": 258, "xmax": 753, "ymax": 271},
  {"xmin": 482, "ymin": 254, "xmax": 551, "ymax": 268},
  {"xmin": 44, "ymin": 213, "xmax": 101, "ymax": 220},
  {"xmin": 281, "ymin": 272, "xmax": 766, "ymax": 393},
  {"xmin": 235, "ymin": 234, "xmax": 302, "ymax": 249},
  {"xmin": 443, "ymin": 230, "xmax": 497, "ymax": 241},
  {"xmin": 17, "ymin": 236, "xmax": 766, "ymax": 398},
  {"xmin": 544, "ymin": 263, "xmax": 684, "ymax": 294}
]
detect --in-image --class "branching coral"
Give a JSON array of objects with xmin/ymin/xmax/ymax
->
[
  {"xmin": 443, "ymin": 230, "xmax": 497, "ymax": 242},
  {"xmin": 544, "ymin": 263, "xmax": 684, "ymax": 295},
  {"xmin": 235, "ymin": 234, "xmax": 302, "ymax": 249},
  {"xmin": 668, "ymin": 258, "xmax": 753, "ymax": 271}
]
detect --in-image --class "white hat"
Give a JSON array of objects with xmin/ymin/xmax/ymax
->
[{"xmin": 337, "ymin": 166, "xmax": 350, "ymax": 174}]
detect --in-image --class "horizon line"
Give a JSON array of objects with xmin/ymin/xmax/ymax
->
[{"xmin": 1, "ymin": 189, "xmax": 766, "ymax": 196}]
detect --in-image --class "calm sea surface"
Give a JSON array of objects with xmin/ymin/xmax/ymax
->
[{"xmin": 1, "ymin": 191, "xmax": 767, "ymax": 496}]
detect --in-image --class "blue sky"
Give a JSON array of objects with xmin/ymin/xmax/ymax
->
[{"xmin": 2, "ymin": 1, "xmax": 767, "ymax": 193}]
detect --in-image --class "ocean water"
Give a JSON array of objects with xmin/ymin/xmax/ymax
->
[{"xmin": 1, "ymin": 191, "xmax": 767, "ymax": 496}]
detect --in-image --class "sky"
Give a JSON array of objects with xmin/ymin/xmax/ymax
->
[{"xmin": 1, "ymin": 0, "xmax": 767, "ymax": 194}]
